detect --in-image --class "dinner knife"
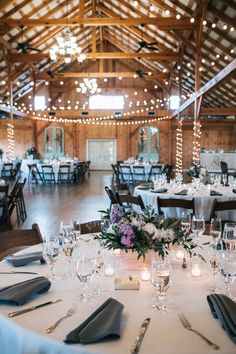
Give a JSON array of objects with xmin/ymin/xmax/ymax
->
[
  {"xmin": 130, "ymin": 317, "xmax": 151, "ymax": 353},
  {"xmin": 0, "ymin": 271, "xmax": 38, "ymax": 275},
  {"xmin": 8, "ymin": 299, "xmax": 61, "ymax": 318}
]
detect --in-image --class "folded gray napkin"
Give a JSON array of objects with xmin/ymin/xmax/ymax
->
[
  {"xmin": 0, "ymin": 276, "xmax": 51, "ymax": 306},
  {"xmin": 232, "ymin": 189, "xmax": 236, "ymax": 194},
  {"xmin": 207, "ymin": 293, "xmax": 236, "ymax": 344},
  {"xmin": 151, "ymin": 188, "xmax": 168, "ymax": 193},
  {"xmin": 174, "ymin": 189, "xmax": 187, "ymax": 195},
  {"xmin": 137, "ymin": 185, "xmax": 151, "ymax": 190},
  {"xmin": 64, "ymin": 297, "xmax": 124, "ymax": 344},
  {"xmin": 210, "ymin": 190, "xmax": 223, "ymax": 196},
  {"xmin": 5, "ymin": 252, "xmax": 45, "ymax": 267}
]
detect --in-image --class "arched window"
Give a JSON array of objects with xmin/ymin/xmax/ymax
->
[
  {"xmin": 138, "ymin": 126, "xmax": 159, "ymax": 161},
  {"xmin": 44, "ymin": 127, "xmax": 64, "ymax": 158}
]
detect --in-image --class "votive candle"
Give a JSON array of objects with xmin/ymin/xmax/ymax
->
[
  {"xmin": 191, "ymin": 263, "xmax": 201, "ymax": 277},
  {"xmin": 104, "ymin": 264, "xmax": 115, "ymax": 277},
  {"xmin": 176, "ymin": 250, "xmax": 184, "ymax": 260},
  {"xmin": 140, "ymin": 267, "xmax": 151, "ymax": 281}
]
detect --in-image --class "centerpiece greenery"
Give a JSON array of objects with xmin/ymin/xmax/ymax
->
[{"xmin": 96, "ymin": 204, "xmax": 198, "ymax": 260}]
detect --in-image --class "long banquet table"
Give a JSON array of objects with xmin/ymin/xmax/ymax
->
[
  {"xmin": 134, "ymin": 183, "xmax": 236, "ymax": 221},
  {"xmin": 0, "ymin": 242, "xmax": 235, "ymax": 354}
]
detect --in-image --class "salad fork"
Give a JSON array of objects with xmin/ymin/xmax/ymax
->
[
  {"xmin": 46, "ymin": 304, "xmax": 76, "ymax": 333},
  {"xmin": 179, "ymin": 314, "xmax": 219, "ymax": 350}
]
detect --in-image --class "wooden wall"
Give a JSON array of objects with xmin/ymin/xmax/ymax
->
[{"xmin": 0, "ymin": 119, "xmax": 236, "ymax": 170}]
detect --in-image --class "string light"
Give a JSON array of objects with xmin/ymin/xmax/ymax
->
[
  {"xmin": 176, "ymin": 118, "xmax": 183, "ymax": 173},
  {"xmin": 7, "ymin": 123, "xmax": 14, "ymax": 161},
  {"xmin": 192, "ymin": 120, "xmax": 201, "ymax": 164}
]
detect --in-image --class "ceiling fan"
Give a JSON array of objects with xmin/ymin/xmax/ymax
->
[
  {"xmin": 136, "ymin": 24, "xmax": 159, "ymax": 52},
  {"xmin": 136, "ymin": 40, "xmax": 159, "ymax": 52},
  {"xmin": 16, "ymin": 26, "xmax": 41, "ymax": 53}
]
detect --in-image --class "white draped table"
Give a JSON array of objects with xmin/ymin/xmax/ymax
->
[
  {"xmin": 134, "ymin": 184, "xmax": 236, "ymax": 221},
  {"xmin": 0, "ymin": 243, "xmax": 235, "ymax": 354}
]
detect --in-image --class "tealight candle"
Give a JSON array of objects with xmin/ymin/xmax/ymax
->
[
  {"xmin": 140, "ymin": 267, "xmax": 151, "ymax": 281},
  {"xmin": 191, "ymin": 263, "xmax": 201, "ymax": 277},
  {"xmin": 176, "ymin": 250, "xmax": 184, "ymax": 260},
  {"xmin": 104, "ymin": 264, "xmax": 115, "ymax": 277}
]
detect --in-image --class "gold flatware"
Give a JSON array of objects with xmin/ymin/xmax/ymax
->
[
  {"xmin": 130, "ymin": 317, "xmax": 151, "ymax": 353},
  {"xmin": 179, "ymin": 313, "xmax": 220, "ymax": 350},
  {"xmin": 46, "ymin": 304, "xmax": 76, "ymax": 333},
  {"xmin": 8, "ymin": 299, "xmax": 61, "ymax": 318}
]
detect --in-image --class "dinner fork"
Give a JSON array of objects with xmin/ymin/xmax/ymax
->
[
  {"xmin": 178, "ymin": 314, "xmax": 220, "ymax": 350},
  {"xmin": 46, "ymin": 304, "xmax": 76, "ymax": 333}
]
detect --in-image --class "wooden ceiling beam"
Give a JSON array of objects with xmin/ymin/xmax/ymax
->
[
  {"xmin": 7, "ymin": 52, "xmax": 179, "ymax": 63},
  {"xmin": 208, "ymin": 4, "xmax": 236, "ymax": 27},
  {"xmin": 202, "ymin": 107, "xmax": 236, "ymax": 116},
  {"xmin": 172, "ymin": 58, "xmax": 236, "ymax": 116},
  {"xmin": 0, "ymin": 16, "xmax": 196, "ymax": 29},
  {"xmin": 36, "ymin": 71, "xmax": 169, "ymax": 80}
]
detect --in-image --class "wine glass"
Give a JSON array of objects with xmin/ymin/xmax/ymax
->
[
  {"xmin": 223, "ymin": 223, "xmax": 236, "ymax": 252},
  {"xmin": 150, "ymin": 260, "xmax": 171, "ymax": 313},
  {"xmin": 220, "ymin": 252, "xmax": 236, "ymax": 299},
  {"xmin": 222, "ymin": 174, "xmax": 227, "ymax": 187},
  {"xmin": 62, "ymin": 232, "xmax": 76, "ymax": 278},
  {"xmin": 208, "ymin": 248, "xmax": 221, "ymax": 293},
  {"xmin": 191, "ymin": 215, "xmax": 205, "ymax": 243},
  {"xmin": 75, "ymin": 256, "xmax": 95, "ymax": 302},
  {"xmin": 210, "ymin": 217, "xmax": 222, "ymax": 247},
  {"xmin": 42, "ymin": 236, "xmax": 60, "ymax": 281},
  {"xmin": 181, "ymin": 210, "xmax": 191, "ymax": 234}
]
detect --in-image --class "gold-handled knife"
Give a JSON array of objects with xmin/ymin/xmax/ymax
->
[
  {"xmin": 130, "ymin": 317, "xmax": 151, "ymax": 353},
  {"xmin": 8, "ymin": 299, "xmax": 61, "ymax": 318}
]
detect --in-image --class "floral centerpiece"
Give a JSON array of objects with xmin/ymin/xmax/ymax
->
[{"xmin": 96, "ymin": 204, "xmax": 198, "ymax": 260}]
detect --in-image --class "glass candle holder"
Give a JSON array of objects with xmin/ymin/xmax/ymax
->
[
  {"xmin": 104, "ymin": 262, "xmax": 115, "ymax": 277},
  {"xmin": 191, "ymin": 260, "xmax": 201, "ymax": 277},
  {"xmin": 140, "ymin": 266, "xmax": 151, "ymax": 281}
]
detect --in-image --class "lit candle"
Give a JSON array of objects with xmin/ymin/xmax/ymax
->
[
  {"xmin": 104, "ymin": 264, "xmax": 115, "ymax": 277},
  {"xmin": 140, "ymin": 267, "xmax": 151, "ymax": 281},
  {"xmin": 191, "ymin": 263, "xmax": 201, "ymax": 277},
  {"xmin": 176, "ymin": 250, "xmax": 184, "ymax": 260}
]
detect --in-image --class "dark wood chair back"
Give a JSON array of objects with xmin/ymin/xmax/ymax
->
[
  {"xmin": 104, "ymin": 186, "xmax": 120, "ymax": 207},
  {"xmin": 0, "ymin": 223, "xmax": 43, "ymax": 260},
  {"xmin": 209, "ymin": 199, "xmax": 236, "ymax": 221},
  {"xmin": 80, "ymin": 220, "xmax": 101, "ymax": 234},
  {"xmin": 116, "ymin": 193, "xmax": 145, "ymax": 210},
  {"xmin": 157, "ymin": 197, "xmax": 195, "ymax": 217}
]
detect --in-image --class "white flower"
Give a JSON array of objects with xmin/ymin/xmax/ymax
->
[
  {"xmin": 131, "ymin": 217, "xmax": 142, "ymax": 229},
  {"xmin": 143, "ymin": 223, "xmax": 158, "ymax": 239},
  {"xmin": 106, "ymin": 225, "xmax": 116, "ymax": 234}
]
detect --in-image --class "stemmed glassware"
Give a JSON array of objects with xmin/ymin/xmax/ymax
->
[
  {"xmin": 208, "ymin": 247, "xmax": 221, "ymax": 293},
  {"xmin": 210, "ymin": 217, "xmax": 222, "ymax": 247},
  {"xmin": 223, "ymin": 223, "xmax": 236, "ymax": 253},
  {"xmin": 75, "ymin": 256, "xmax": 95, "ymax": 302},
  {"xmin": 191, "ymin": 215, "xmax": 205, "ymax": 243},
  {"xmin": 181, "ymin": 210, "xmax": 191, "ymax": 234},
  {"xmin": 150, "ymin": 259, "xmax": 171, "ymax": 313},
  {"xmin": 222, "ymin": 174, "xmax": 227, "ymax": 187},
  {"xmin": 220, "ymin": 251, "xmax": 236, "ymax": 299},
  {"xmin": 42, "ymin": 236, "xmax": 60, "ymax": 281}
]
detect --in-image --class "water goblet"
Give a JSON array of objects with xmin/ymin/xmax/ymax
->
[
  {"xmin": 150, "ymin": 260, "xmax": 171, "ymax": 313},
  {"xmin": 222, "ymin": 174, "xmax": 227, "ymax": 187},
  {"xmin": 223, "ymin": 223, "xmax": 236, "ymax": 252},
  {"xmin": 220, "ymin": 252, "xmax": 236, "ymax": 299},
  {"xmin": 191, "ymin": 215, "xmax": 205, "ymax": 243},
  {"xmin": 208, "ymin": 248, "xmax": 221, "ymax": 293},
  {"xmin": 42, "ymin": 236, "xmax": 60, "ymax": 281},
  {"xmin": 181, "ymin": 210, "xmax": 191, "ymax": 234},
  {"xmin": 62, "ymin": 232, "xmax": 76, "ymax": 278},
  {"xmin": 210, "ymin": 217, "xmax": 222, "ymax": 247},
  {"xmin": 75, "ymin": 256, "xmax": 95, "ymax": 302}
]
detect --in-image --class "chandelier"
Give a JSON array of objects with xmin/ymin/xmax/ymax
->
[
  {"xmin": 49, "ymin": 29, "xmax": 86, "ymax": 64},
  {"xmin": 77, "ymin": 78, "xmax": 101, "ymax": 95}
]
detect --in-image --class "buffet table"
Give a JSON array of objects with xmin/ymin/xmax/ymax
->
[
  {"xmin": 0, "ymin": 243, "xmax": 235, "ymax": 354},
  {"xmin": 134, "ymin": 183, "xmax": 236, "ymax": 221}
]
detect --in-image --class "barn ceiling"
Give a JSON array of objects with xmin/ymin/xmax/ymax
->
[{"xmin": 0, "ymin": 0, "xmax": 235, "ymax": 120}]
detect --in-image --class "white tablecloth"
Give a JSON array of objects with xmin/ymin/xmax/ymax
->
[
  {"xmin": 0, "ymin": 243, "xmax": 235, "ymax": 354},
  {"xmin": 134, "ymin": 184, "xmax": 236, "ymax": 221}
]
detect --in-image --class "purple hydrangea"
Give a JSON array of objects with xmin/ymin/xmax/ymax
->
[
  {"xmin": 119, "ymin": 223, "xmax": 135, "ymax": 248},
  {"xmin": 109, "ymin": 206, "xmax": 125, "ymax": 224}
]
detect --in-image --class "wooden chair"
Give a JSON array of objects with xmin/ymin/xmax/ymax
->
[
  {"xmin": 162, "ymin": 164, "xmax": 173, "ymax": 182},
  {"xmin": 104, "ymin": 186, "xmax": 120, "ymax": 208},
  {"xmin": 41, "ymin": 165, "xmax": 55, "ymax": 183},
  {"xmin": 8, "ymin": 178, "xmax": 27, "ymax": 225},
  {"xmin": 209, "ymin": 199, "xmax": 236, "ymax": 222},
  {"xmin": 119, "ymin": 164, "xmax": 134, "ymax": 184},
  {"xmin": 148, "ymin": 164, "xmax": 163, "ymax": 181},
  {"xmin": 115, "ymin": 193, "xmax": 145, "ymax": 210},
  {"xmin": 12, "ymin": 161, "xmax": 22, "ymax": 180},
  {"xmin": 1, "ymin": 163, "xmax": 14, "ymax": 180},
  {"xmin": 132, "ymin": 165, "xmax": 146, "ymax": 184},
  {"xmin": 220, "ymin": 161, "xmax": 236, "ymax": 184},
  {"xmin": 28, "ymin": 163, "xmax": 44, "ymax": 184},
  {"xmin": 58, "ymin": 164, "xmax": 71, "ymax": 183},
  {"xmin": 157, "ymin": 197, "xmax": 195, "ymax": 217},
  {"xmin": 0, "ymin": 223, "xmax": 43, "ymax": 260},
  {"xmin": 80, "ymin": 220, "xmax": 101, "ymax": 234},
  {"xmin": 0, "ymin": 187, "xmax": 12, "ymax": 232}
]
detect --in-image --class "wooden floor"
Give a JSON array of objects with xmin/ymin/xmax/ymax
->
[{"xmin": 17, "ymin": 171, "xmax": 112, "ymax": 239}]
